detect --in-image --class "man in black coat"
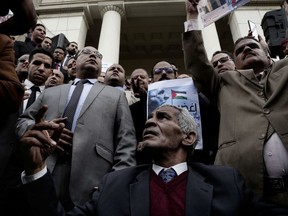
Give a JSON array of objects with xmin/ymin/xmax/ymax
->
[{"xmin": 19, "ymin": 105, "xmax": 288, "ymax": 216}]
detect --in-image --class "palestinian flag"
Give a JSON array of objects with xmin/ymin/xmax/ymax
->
[{"xmin": 171, "ymin": 90, "xmax": 187, "ymax": 100}]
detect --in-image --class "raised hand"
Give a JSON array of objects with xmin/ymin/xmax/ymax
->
[
  {"xmin": 132, "ymin": 78, "xmax": 147, "ymax": 99},
  {"xmin": 186, "ymin": 0, "xmax": 200, "ymax": 20},
  {"xmin": 20, "ymin": 105, "xmax": 65, "ymax": 175}
]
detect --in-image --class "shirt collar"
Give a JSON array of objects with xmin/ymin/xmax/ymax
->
[
  {"xmin": 152, "ymin": 162, "xmax": 188, "ymax": 176},
  {"xmin": 73, "ymin": 78, "xmax": 97, "ymax": 85},
  {"xmin": 24, "ymin": 79, "xmax": 45, "ymax": 92}
]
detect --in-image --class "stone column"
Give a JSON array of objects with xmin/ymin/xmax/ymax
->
[
  {"xmin": 39, "ymin": 13, "xmax": 88, "ymax": 49},
  {"xmin": 202, "ymin": 23, "xmax": 221, "ymax": 60},
  {"xmin": 98, "ymin": 5, "xmax": 124, "ymax": 71}
]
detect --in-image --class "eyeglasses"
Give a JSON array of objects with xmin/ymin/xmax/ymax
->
[
  {"xmin": 212, "ymin": 56, "xmax": 231, "ymax": 67},
  {"xmin": 81, "ymin": 49, "xmax": 103, "ymax": 59},
  {"xmin": 154, "ymin": 67, "xmax": 174, "ymax": 75},
  {"xmin": 18, "ymin": 58, "xmax": 28, "ymax": 63}
]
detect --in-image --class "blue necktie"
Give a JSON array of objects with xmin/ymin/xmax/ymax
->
[{"xmin": 159, "ymin": 168, "xmax": 177, "ymax": 183}]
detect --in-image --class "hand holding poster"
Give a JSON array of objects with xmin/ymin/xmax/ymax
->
[
  {"xmin": 197, "ymin": 0, "xmax": 250, "ymax": 28},
  {"xmin": 147, "ymin": 78, "xmax": 203, "ymax": 149}
]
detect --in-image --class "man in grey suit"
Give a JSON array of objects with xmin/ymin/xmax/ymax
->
[
  {"xmin": 184, "ymin": 0, "xmax": 288, "ymax": 207},
  {"xmin": 16, "ymin": 46, "xmax": 137, "ymax": 209}
]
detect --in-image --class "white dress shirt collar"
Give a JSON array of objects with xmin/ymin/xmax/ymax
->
[
  {"xmin": 152, "ymin": 162, "xmax": 188, "ymax": 176},
  {"xmin": 73, "ymin": 78, "xmax": 97, "ymax": 85},
  {"xmin": 24, "ymin": 79, "xmax": 45, "ymax": 92}
]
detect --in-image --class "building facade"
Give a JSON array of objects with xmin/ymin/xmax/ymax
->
[{"xmin": 32, "ymin": 0, "xmax": 284, "ymax": 74}]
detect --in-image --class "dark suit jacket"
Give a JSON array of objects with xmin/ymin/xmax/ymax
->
[
  {"xmin": 13, "ymin": 40, "xmax": 36, "ymax": 62},
  {"xmin": 16, "ymin": 82, "xmax": 137, "ymax": 205},
  {"xmin": 23, "ymin": 163, "xmax": 288, "ymax": 216},
  {"xmin": 0, "ymin": 34, "xmax": 24, "ymax": 117}
]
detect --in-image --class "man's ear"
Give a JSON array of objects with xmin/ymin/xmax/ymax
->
[{"xmin": 182, "ymin": 132, "xmax": 197, "ymax": 147}]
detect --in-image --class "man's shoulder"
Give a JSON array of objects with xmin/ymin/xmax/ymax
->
[
  {"xmin": 190, "ymin": 163, "xmax": 239, "ymax": 180},
  {"xmin": 106, "ymin": 165, "xmax": 151, "ymax": 178},
  {"xmin": 273, "ymin": 57, "xmax": 288, "ymax": 67},
  {"xmin": 43, "ymin": 84, "xmax": 70, "ymax": 93},
  {"xmin": 98, "ymin": 84, "xmax": 126, "ymax": 97},
  {"xmin": 13, "ymin": 40, "xmax": 25, "ymax": 47}
]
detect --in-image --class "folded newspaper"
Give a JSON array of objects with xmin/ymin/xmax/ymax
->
[
  {"xmin": 195, "ymin": 0, "xmax": 250, "ymax": 28},
  {"xmin": 147, "ymin": 78, "xmax": 203, "ymax": 150}
]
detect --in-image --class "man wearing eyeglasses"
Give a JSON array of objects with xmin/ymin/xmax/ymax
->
[
  {"xmin": 16, "ymin": 46, "xmax": 137, "ymax": 210},
  {"xmin": 152, "ymin": 61, "xmax": 177, "ymax": 82},
  {"xmin": 211, "ymin": 50, "xmax": 235, "ymax": 73},
  {"xmin": 184, "ymin": 0, "xmax": 288, "ymax": 207}
]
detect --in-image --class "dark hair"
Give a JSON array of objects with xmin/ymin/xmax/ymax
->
[
  {"xmin": 212, "ymin": 50, "xmax": 234, "ymax": 61},
  {"xmin": 67, "ymin": 41, "xmax": 78, "ymax": 47},
  {"xmin": 54, "ymin": 46, "xmax": 66, "ymax": 54},
  {"xmin": 44, "ymin": 36, "xmax": 52, "ymax": 41},
  {"xmin": 234, "ymin": 36, "xmax": 259, "ymax": 47},
  {"xmin": 29, "ymin": 48, "xmax": 54, "ymax": 67},
  {"xmin": 234, "ymin": 36, "xmax": 270, "ymax": 55},
  {"xmin": 31, "ymin": 23, "xmax": 46, "ymax": 31}
]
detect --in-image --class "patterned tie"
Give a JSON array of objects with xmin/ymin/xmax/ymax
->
[
  {"xmin": 159, "ymin": 168, "xmax": 177, "ymax": 183},
  {"xmin": 26, "ymin": 86, "xmax": 40, "ymax": 108},
  {"xmin": 63, "ymin": 79, "xmax": 88, "ymax": 130}
]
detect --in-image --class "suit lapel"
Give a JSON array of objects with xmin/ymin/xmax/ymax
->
[
  {"xmin": 130, "ymin": 169, "xmax": 150, "ymax": 216},
  {"xmin": 58, "ymin": 84, "xmax": 71, "ymax": 116},
  {"xmin": 185, "ymin": 168, "xmax": 213, "ymax": 216},
  {"xmin": 237, "ymin": 69, "xmax": 260, "ymax": 84},
  {"xmin": 78, "ymin": 83, "xmax": 105, "ymax": 119}
]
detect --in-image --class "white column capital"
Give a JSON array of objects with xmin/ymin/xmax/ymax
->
[{"xmin": 100, "ymin": 5, "xmax": 125, "ymax": 18}]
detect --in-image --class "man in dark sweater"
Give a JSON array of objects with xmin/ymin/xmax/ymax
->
[{"xmin": 19, "ymin": 104, "xmax": 288, "ymax": 215}]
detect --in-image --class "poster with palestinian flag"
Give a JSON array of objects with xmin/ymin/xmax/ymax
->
[{"xmin": 147, "ymin": 78, "xmax": 203, "ymax": 149}]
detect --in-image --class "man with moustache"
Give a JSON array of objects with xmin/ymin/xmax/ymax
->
[
  {"xmin": 62, "ymin": 42, "xmax": 78, "ymax": 69},
  {"xmin": 184, "ymin": 0, "xmax": 288, "ymax": 206},
  {"xmin": 16, "ymin": 46, "xmax": 137, "ymax": 210}
]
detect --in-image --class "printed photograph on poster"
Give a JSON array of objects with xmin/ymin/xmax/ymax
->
[{"xmin": 147, "ymin": 78, "xmax": 203, "ymax": 150}]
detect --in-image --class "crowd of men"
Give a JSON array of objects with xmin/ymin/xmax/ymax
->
[{"xmin": 0, "ymin": 0, "xmax": 288, "ymax": 215}]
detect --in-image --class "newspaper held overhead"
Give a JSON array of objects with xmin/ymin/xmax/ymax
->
[
  {"xmin": 147, "ymin": 78, "xmax": 203, "ymax": 150},
  {"xmin": 197, "ymin": 0, "xmax": 250, "ymax": 28}
]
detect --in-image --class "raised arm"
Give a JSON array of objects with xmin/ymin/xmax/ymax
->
[
  {"xmin": 0, "ymin": 0, "xmax": 37, "ymax": 35},
  {"xmin": 183, "ymin": 0, "xmax": 221, "ymax": 103},
  {"xmin": 0, "ymin": 34, "xmax": 24, "ymax": 116}
]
